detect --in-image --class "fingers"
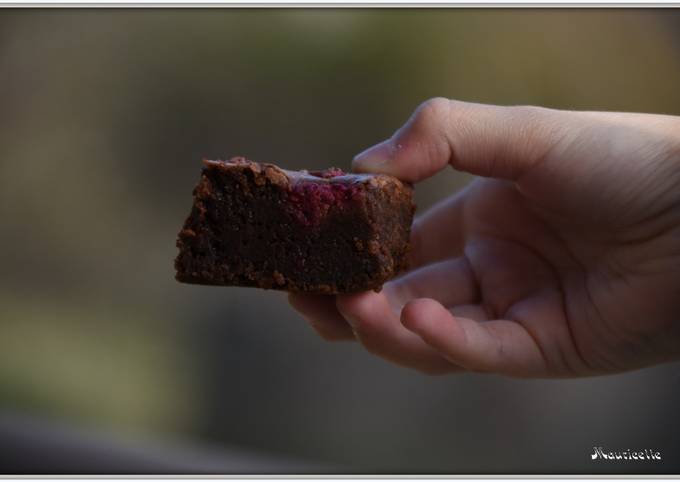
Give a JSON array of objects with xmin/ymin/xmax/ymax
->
[
  {"xmin": 384, "ymin": 257, "xmax": 478, "ymax": 310},
  {"xmin": 288, "ymin": 293, "xmax": 355, "ymax": 341},
  {"xmin": 290, "ymin": 291, "xmax": 550, "ymax": 376},
  {"xmin": 449, "ymin": 304, "xmax": 492, "ymax": 322},
  {"xmin": 401, "ymin": 298, "xmax": 548, "ymax": 377},
  {"xmin": 353, "ymin": 98, "xmax": 572, "ymax": 183},
  {"xmin": 335, "ymin": 291, "xmax": 461, "ymax": 375},
  {"xmin": 353, "ymin": 97, "xmax": 455, "ymax": 183},
  {"xmin": 288, "ymin": 291, "xmax": 463, "ymax": 376},
  {"xmin": 408, "ymin": 184, "xmax": 472, "ymax": 268}
]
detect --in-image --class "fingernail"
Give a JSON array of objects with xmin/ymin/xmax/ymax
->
[
  {"xmin": 341, "ymin": 310, "xmax": 359, "ymax": 329},
  {"xmin": 335, "ymin": 301, "xmax": 358, "ymax": 329},
  {"xmin": 352, "ymin": 139, "xmax": 394, "ymax": 172}
]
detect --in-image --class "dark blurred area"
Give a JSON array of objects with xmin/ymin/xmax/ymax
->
[{"xmin": 1, "ymin": 8, "xmax": 680, "ymax": 474}]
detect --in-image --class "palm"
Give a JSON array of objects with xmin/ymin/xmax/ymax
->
[{"xmin": 441, "ymin": 177, "xmax": 678, "ymax": 376}]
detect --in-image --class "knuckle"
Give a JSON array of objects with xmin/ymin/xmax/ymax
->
[{"xmin": 415, "ymin": 97, "xmax": 452, "ymax": 127}]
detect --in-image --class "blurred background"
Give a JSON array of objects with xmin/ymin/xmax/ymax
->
[{"xmin": 1, "ymin": 8, "xmax": 680, "ymax": 474}]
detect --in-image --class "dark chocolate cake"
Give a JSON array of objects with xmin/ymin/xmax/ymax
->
[{"xmin": 175, "ymin": 157, "xmax": 415, "ymax": 294}]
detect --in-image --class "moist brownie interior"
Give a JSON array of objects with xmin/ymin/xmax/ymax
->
[{"xmin": 175, "ymin": 158, "xmax": 414, "ymax": 293}]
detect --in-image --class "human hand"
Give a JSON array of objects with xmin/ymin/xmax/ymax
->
[{"xmin": 289, "ymin": 98, "xmax": 680, "ymax": 378}]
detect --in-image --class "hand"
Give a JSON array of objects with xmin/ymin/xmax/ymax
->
[{"xmin": 289, "ymin": 98, "xmax": 680, "ymax": 378}]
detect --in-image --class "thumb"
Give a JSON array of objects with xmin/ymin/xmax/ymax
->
[{"xmin": 352, "ymin": 98, "xmax": 572, "ymax": 183}]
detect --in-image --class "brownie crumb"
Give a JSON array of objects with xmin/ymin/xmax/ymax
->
[{"xmin": 175, "ymin": 157, "xmax": 415, "ymax": 294}]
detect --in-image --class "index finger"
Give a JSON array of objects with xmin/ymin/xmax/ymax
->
[{"xmin": 352, "ymin": 98, "xmax": 569, "ymax": 183}]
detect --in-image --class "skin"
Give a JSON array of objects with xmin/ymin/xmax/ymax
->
[{"xmin": 288, "ymin": 98, "xmax": 680, "ymax": 378}]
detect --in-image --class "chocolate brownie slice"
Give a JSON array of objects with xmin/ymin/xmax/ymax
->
[{"xmin": 175, "ymin": 157, "xmax": 415, "ymax": 294}]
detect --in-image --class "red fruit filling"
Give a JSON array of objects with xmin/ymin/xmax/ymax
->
[
  {"xmin": 286, "ymin": 181, "xmax": 364, "ymax": 226},
  {"xmin": 308, "ymin": 167, "xmax": 346, "ymax": 179}
]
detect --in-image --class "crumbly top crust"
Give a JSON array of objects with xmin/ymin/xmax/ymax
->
[{"xmin": 202, "ymin": 157, "xmax": 409, "ymax": 191}]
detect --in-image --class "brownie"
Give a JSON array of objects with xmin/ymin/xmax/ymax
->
[{"xmin": 175, "ymin": 157, "xmax": 415, "ymax": 294}]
